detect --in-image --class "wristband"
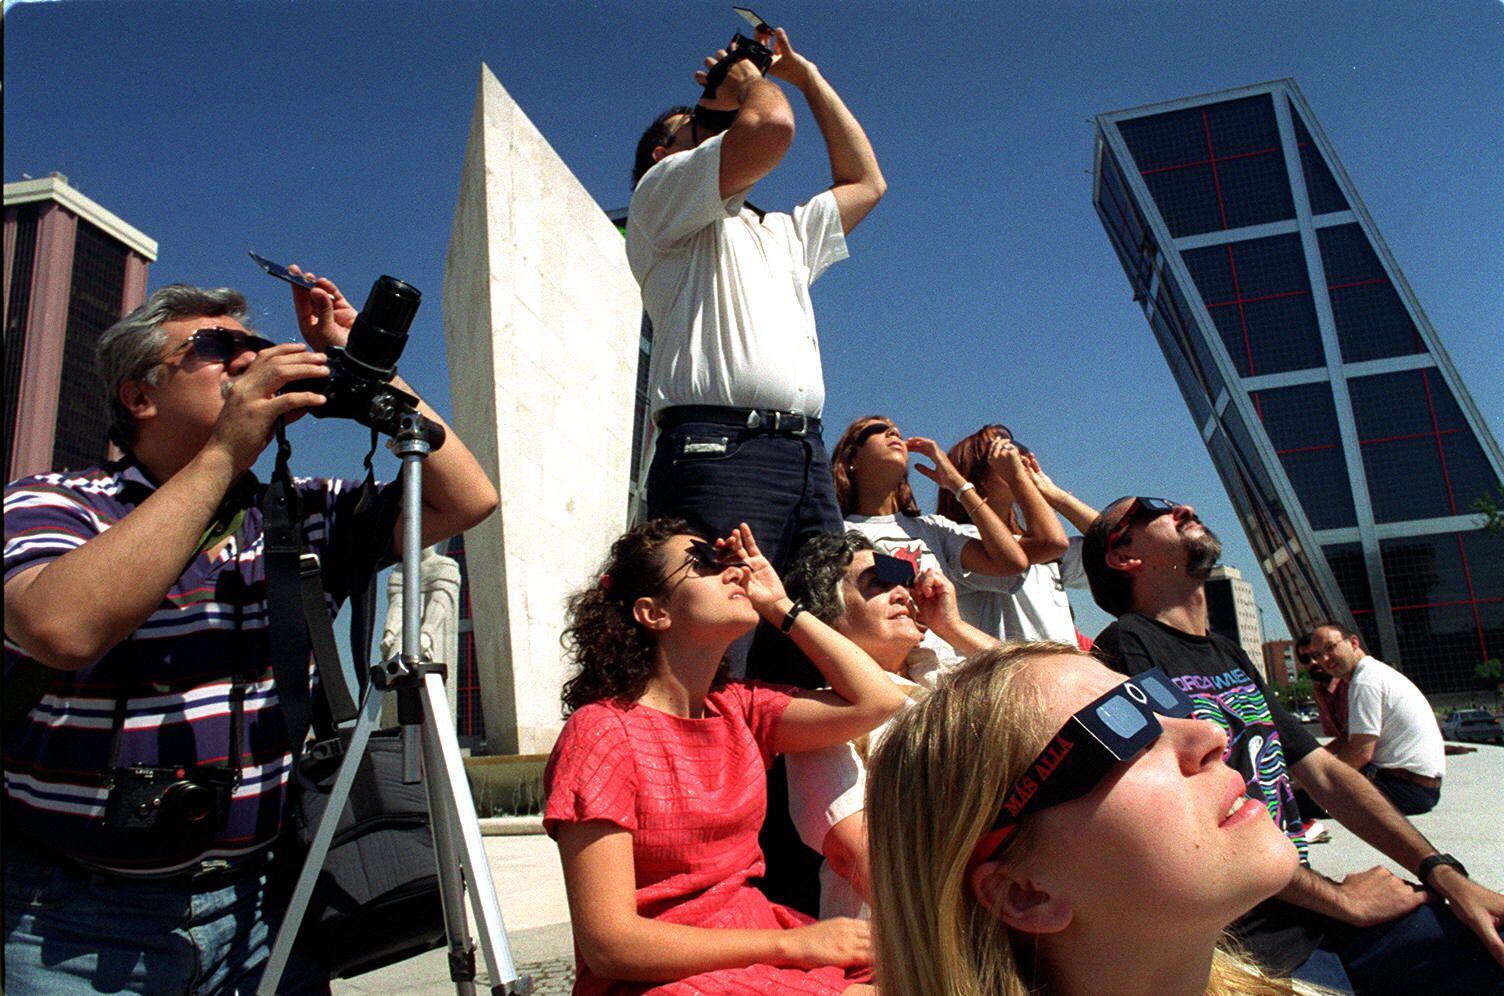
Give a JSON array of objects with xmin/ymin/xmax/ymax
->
[
  {"xmin": 1417, "ymin": 853, "xmax": 1467, "ymax": 889},
  {"xmin": 954, "ymin": 482, "xmax": 978, "ymax": 499},
  {"xmin": 779, "ymin": 602, "xmax": 805, "ymax": 634}
]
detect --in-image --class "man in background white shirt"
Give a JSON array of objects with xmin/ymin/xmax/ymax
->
[
  {"xmin": 626, "ymin": 24, "xmax": 884, "ymax": 689},
  {"xmin": 1299, "ymin": 622, "xmax": 1446, "ymax": 815}
]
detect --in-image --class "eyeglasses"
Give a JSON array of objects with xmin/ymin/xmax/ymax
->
[
  {"xmin": 872, "ymin": 552, "xmax": 917, "ymax": 590},
  {"xmin": 966, "ymin": 667, "xmax": 1196, "ymax": 873},
  {"xmin": 1105, "ymin": 496, "xmax": 1181, "ymax": 548},
  {"xmin": 660, "ymin": 538, "xmax": 745, "ymax": 590},
  {"xmin": 164, "ymin": 327, "xmax": 276, "ymax": 366}
]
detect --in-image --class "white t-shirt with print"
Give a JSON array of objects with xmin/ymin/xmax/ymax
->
[
  {"xmin": 956, "ymin": 536, "xmax": 1088, "ymax": 645},
  {"xmin": 626, "ymin": 132, "xmax": 848, "ymax": 417},
  {"xmin": 843, "ymin": 513, "xmax": 1010, "ymax": 679}
]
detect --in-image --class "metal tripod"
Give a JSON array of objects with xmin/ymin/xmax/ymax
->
[{"xmin": 259, "ymin": 411, "xmax": 529, "ymax": 995}]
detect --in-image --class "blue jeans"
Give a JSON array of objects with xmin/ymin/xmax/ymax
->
[
  {"xmin": 1362, "ymin": 763, "xmax": 1441, "ymax": 816},
  {"xmin": 1292, "ymin": 901, "xmax": 1504, "ymax": 995},
  {"xmin": 4, "ymin": 838, "xmax": 328, "ymax": 995},
  {"xmin": 646, "ymin": 415, "xmax": 844, "ymax": 686}
]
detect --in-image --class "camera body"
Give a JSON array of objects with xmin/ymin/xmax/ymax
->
[
  {"xmin": 287, "ymin": 275, "xmax": 443, "ymax": 445},
  {"xmin": 103, "ymin": 764, "xmax": 237, "ymax": 835}
]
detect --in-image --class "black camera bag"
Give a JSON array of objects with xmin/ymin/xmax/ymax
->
[
  {"xmin": 285, "ymin": 730, "xmax": 446, "ymax": 978},
  {"xmin": 264, "ymin": 455, "xmax": 447, "ymax": 979}
]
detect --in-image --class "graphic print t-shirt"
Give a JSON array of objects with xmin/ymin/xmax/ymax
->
[{"xmin": 1094, "ymin": 612, "xmax": 1326, "ymax": 974}]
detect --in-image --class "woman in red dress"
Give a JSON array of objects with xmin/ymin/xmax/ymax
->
[{"xmin": 544, "ymin": 518, "xmax": 905, "ymax": 995}]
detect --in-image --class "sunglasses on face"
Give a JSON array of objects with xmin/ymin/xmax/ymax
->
[
  {"xmin": 1105, "ymin": 496, "xmax": 1181, "ymax": 548},
  {"xmin": 872, "ymin": 552, "xmax": 917, "ymax": 590},
  {"xmin": 661, "ymin": 539, "xmax": 744, "ymax": 588},
  {"xmin": 166, "ymin": 327, "xmax": 276, "ymax": 366},
  {"xmin": 967, "ymin": 667, "xmax": 1196, "ymax": 872}
]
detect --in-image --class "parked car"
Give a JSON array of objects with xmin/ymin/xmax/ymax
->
[
  {"xmin": 1441, "ymin": 708, "xmax": 1504, "ymax": 745},
  {"xmin": 1295, "ymin": 708, "xmax": 1320, "ymax": 724}
]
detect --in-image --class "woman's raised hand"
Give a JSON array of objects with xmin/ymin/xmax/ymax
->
[
  {"xmin": 717, "ymin": 523, "xmax": 787, "ymax": 613},
  {"xmin": 906, "ymin": 436, "xmax": 969, "ymax": 493}
]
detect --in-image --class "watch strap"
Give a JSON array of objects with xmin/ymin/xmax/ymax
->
[
  {"xmin": 779, "ymin": 602, "xmax": 805, "ymax": 634},
  {"xmin": 1417, "ymin": 852, "xmax": 1467, "ymax": 888}
]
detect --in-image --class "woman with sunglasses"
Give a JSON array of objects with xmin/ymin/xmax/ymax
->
[
  {"xmin": 544, "ymin": 518, "xmax": 904, "ymax": 995},
  {"xmin": 830, "ymin": 416, "xmax": 1029, "ymax": 677},
  {"xmin": 939, "ymin": 424, "xmax": 1100, "ymax": 646},
  {"xmin": 867, "ymin": 643, "xmax": 1307, "ymax": 996}
]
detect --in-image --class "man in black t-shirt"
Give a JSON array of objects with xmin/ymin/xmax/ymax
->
[{"xmin": 1082, "ymin": 497, "xmax": 1503, "ymax": 993}]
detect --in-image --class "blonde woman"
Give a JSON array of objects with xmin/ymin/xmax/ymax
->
[{"xmin": 867, "ymin": 644, "xmax": 1309, "ymax": 996}]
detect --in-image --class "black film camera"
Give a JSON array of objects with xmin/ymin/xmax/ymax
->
[
  {"xmin": 287, "ymin": 275, "xmax": 445, "ymax": 446},
  {"xmin": 694, "ymin": 7, "xmax": 776, "ymax": 132},
  {"xmin": 103, "ymin": 764, "xmax": 237, "ymax": 835}
]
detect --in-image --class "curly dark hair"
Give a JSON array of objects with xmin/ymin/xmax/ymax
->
[
  {"xmin": 784, "ymin": 531, "xmax": 875, "ymax": 625},
  {"xmin": 631, "ymin": 105, "xmax": 694, "ymax": 189},
  {"xmin": 559, "ymin": 517, "xmax": 730, "ymax": 715}
]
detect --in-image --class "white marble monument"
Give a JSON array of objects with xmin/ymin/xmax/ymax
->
[{"xmin": 441, "ymin": 64, "xmax": 641, "ymax": 754}]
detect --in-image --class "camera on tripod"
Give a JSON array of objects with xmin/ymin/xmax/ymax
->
[
  {"xmin": 103, "ymin": 764, "xmax": 237, "ymax": 835},
  {"xmin": 284, "ymin": 275, "xmax": 445, "ymax": 447}
]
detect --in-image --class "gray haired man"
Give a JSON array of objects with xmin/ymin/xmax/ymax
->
[{"xmin": 3, "ymin": 276, "xmax": 497, "ymax": 992}]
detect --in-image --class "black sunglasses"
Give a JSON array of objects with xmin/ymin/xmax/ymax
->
[
  {"xmin": 967, "ymin": 667, "xmax": 1196, "ymax": 871},
  {"xmin": 872, "ymin": 552, "xmax": 917, "ymax": 589},
  {"xmin": 660, "ymin": 538, "xmax": 744, "ymax": 589},
  {"xmin": 166, "ymin": 327, "xmax": 276, "ymax": 366},
  {"xmin": 1106, "ymin": 496, "xmax": 1180, "ymax": 547}
]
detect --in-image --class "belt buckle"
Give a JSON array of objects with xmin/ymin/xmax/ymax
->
[
  {"xmin": 780, "ymin": 412, "xmax": 808, "ymax": 437},
  {"xmin": 298, "ymin": 551, "xmax": 321, "ymax": 578},
  {"xmin": 190, "ymin": 858, "xmax": 231, "ymax": 881}
]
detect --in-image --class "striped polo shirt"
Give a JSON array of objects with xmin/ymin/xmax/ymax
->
[{"xmin": 3, "ymin": 459, "xmax": 393, "ymax": 873}]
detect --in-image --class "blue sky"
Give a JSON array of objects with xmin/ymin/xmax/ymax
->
[{"xmin": 6, "ymin": 0, "xmax": 1501, "ymax": 642}]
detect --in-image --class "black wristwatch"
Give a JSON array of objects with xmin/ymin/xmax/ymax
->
[
  {"xmin": 779, "ymin": 601, "xmax": 805, "ymax": 634},
  {"xmin": 1417, "ymin": 853, "xmax": 1468, "ymax": 889}
]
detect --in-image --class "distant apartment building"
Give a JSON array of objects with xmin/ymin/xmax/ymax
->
[
  {"xmin": 1206, "ymin": 564, "xmax": 1265, "ymax": 677},
  {"xmin": 1092, "ymin": 80, "xmax": 1504, "ymax": 693},
  {"xmin": 5, "ymin": 174, "xmax": 157, "ymax": 481}
]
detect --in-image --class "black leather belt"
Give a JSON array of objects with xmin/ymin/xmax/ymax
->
[{"xmin": 656, "ymin": 405, "xmax": 822, "ymax": 437}]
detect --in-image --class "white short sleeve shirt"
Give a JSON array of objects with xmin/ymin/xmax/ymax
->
[
  {"xmin": 1346, "ymin": 656, "xmax": 1446, "ymax": 779},
  {"xmin": 626, "ymin": 134, "xmax": 848, "ymax": 417}
]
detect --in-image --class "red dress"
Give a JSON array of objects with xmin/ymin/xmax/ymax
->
[{"xmin": 544, "ymin": 681, "xmax": 869, "ymax": 995}]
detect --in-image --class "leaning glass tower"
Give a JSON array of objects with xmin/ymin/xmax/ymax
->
[{"xmin": 1091, "ymin": 80, "xmax": 1503, "ymax": 693}]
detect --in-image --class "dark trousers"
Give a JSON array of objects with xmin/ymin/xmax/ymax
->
[
  {"xmin": 1293, "ymin": 901, "xmax": 1504, "ymax": 994},
  {"xmin": 645, "ymin": 413, "xmax": 844, "ymax": 915},
  {"xmin": 1362, "ymin": 764, "xmax": 1441, "ymax": 816}
]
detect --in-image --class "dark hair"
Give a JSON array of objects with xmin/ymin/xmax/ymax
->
[
  {"xmin": 937, "ymin": 424, "xmax": 1012, "ymax": 524},
  {"xmin": 631, "ymin": 105, "xmax": 694, "ymax": 189},
  {"xmin": 1082, "ymin": 499, "xmax": 1137, "ymax": 617},
  {"xmin": 785, "ymin": 531, "xmax": 876, "ymax": 624},
  {"xmin": 831, "ymin": 416, "xmax": 921, "ymax": 517},
  {"xmin": 1298, "ymin": 621, "xmax": 1358, "ymax": 648},
  {"xmin": 559, "ymin": 517, "xmax": 728, "ymax": 714}
]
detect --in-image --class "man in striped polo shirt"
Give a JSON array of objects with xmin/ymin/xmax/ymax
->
[{"xmin": 3, "ymin": 276, "xmax": 497, "ymax": 993}]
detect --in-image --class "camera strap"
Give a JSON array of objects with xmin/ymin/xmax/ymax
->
[{"xmin": 263, "ymin": 426, "xmax": 359, "ymax": 766}]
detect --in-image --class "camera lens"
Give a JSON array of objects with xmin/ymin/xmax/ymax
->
[
  {"xmin": 163, "ymin": 781, "xmax": 216, "ymax": 824},
  {"xmin": 345, "ymin": 276, "xmax": 421, "ymax": 376}
]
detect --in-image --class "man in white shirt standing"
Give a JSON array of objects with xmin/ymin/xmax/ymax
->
[
  {"xmin": 626, "ymin": 23, "xmax": 885, "ymax": 687},
  {"xmin": 1299, "ymin": 622, "xmax": 1446, "ymax": 815}
]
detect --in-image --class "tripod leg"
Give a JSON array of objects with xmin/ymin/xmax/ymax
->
[
  {"xmin": 257, "ymin": 685, "xmax": 384, "ymax": 996},
  {"xmin": 419, "ymin": 671, "xmax": 527, "ymax": 994},
  {"xmin": 421, "ymin": 708, "xmax": 478, "ymax": 994}
]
